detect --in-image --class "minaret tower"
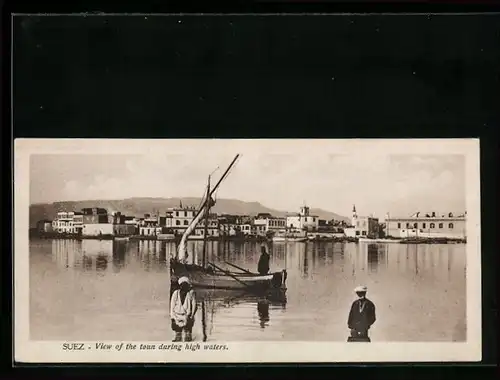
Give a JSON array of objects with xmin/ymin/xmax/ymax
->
[{"xmin": 352, "ymin": 204, "xmax": 358, "ymax": 227}]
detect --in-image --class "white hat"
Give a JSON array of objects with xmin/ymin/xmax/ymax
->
[
  {"xmin": 178, "ymin": 276, "xmax": 190, "ymax": 285},
  {"xmin": 354, "ymin": 285, "xmax": 367, "ymax": 293}
]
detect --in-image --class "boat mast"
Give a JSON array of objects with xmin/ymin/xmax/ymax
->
[
  {"xmin": 202, "ymin": 175, "xmax": 211, "ymax": 268},
  {"xmin": 176, "ymin": 154, "xmax": 240, "ymax": 262},
  {"xmin": 191, "ymin": 154, "xmax": 240, "ymax": 221}
]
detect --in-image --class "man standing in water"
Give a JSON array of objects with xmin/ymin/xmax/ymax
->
[
  {"xmin": 170, "ymin": 276, "xmax": 198, "ymax": 342},
  {"xmin": 257, "ymin": 244, "xmax": 270, "ymax": 275},
  {"xmin": 347, "ymin": 285, "xmax": 376, "ymax": 342}
]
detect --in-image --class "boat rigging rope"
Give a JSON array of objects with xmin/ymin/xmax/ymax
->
[{"xmin": 176, "ymin": 154, "xmax": 240, "ymax": 263}]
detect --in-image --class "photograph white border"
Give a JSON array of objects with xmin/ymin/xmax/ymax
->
[{"xmin": 14, "ymin": 138, "xmax": 482, "ymax": 363}]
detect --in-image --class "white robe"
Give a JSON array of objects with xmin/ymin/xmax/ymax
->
[{"xmin": 170, "ymin": 289, "xmax": 197, "ymax": 327}]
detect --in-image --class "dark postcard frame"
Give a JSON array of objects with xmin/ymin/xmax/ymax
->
[{"xmin": 2, "ymin": 0, "xmax": 498, "ymax": 377}]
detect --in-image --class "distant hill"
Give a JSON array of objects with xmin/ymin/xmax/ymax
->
[{"xmin": 29, "ymin": 197, "xmax": 349, "ymax": 227}]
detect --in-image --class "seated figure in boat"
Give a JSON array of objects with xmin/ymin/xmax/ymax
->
[
  {"xmin": 170, "ymin": 276, "xmax": 198, "ymax": 342},
  {"xmin": 257, "ymin": 244, "xmax": 270, "ymax": 275},
  {"xmin": 347, "ymin": 285, "xmax": 376, "ymax": 342}
]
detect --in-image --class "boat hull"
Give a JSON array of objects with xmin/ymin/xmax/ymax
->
[
  {"xmin": 190, "ymin": 272, "xmax": 277, "ymax": 290},
  {"xmin": 272, "ymin": 237, "xmax": 307, "ymax": 242},
  {"xmin": 358, "ymin": 238, "xmax": 401, "ymax": 244},
  {"xmin": 170, "ymin": 260, "xmax": 287, "ymax": 292}
]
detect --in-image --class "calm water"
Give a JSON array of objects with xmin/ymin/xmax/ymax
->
[{"xmin": 29, "ymin": 238, "xmax": 466, "ymax": 342}]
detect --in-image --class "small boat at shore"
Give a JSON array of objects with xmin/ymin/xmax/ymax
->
[
  {"xmin": 272, "ymin": 229, "xmax": 307, "ymax": 242},
  {"xmin": 358, "ymin": 237, "xmax": 401, "ymax": 244},
  {"xmin": 272, "ymin": 237, "xmax": 307, "ymax": 242},
  {"xmin": 170, "ymin": 154, "xmax": 287, "ymax": 295}
]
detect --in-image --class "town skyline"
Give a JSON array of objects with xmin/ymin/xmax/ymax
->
[{"xmin": 30, "ymin": 150, "xmax": 466, "ymax": 220}]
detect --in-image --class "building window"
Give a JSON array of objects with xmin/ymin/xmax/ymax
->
[
  {"xmin": 362, "ymin": 231, "xmax": 367, "ymax": 236},
  {"xmin": 176, "ymin": 212, "xmax": 179, "ymax": 217},
  {"xmin": 406, "ymin": 223, "xmax": 410, "ymax": 228},
  {"xmin": 449, "ymin": 223, "xmax": 454, "ymax": 229},
  {"xmin": 430, "ymin": 223, "xmax": 435, "ymax": 229},
  {"xmin": 397, "ymin": 223, "xmax": 401, "ymax": 228},
  {"xmin": 184, "ymin": 220, "xmax": 189, "ymax": 226},
  {"xmin": 413, "ymin": 222, "xmax": 418, "ymax": 228},
  {"xmin": 355, "ymin": 231, "xmax": 360, "ymax": 236},
  {"xmin": 176, "ymin": 220, "xmax": 180, "ymax": 226},
  {"xmin": 439, "ymin": 223, "xmax": 443, "ymax": 228},
  {"xmin": 422, "ymin": 223, "xmax": 426, "ymax": 229}
]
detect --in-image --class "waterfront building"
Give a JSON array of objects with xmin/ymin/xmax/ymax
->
[
  {"xmin": 72, "ymin": 212, "xmax": 84, "ymax": 235},
  {"xmin": 80, "ymin": 208, "xmax": 136, "ymax": 236},
  {"xmin": 253, "ymin": 216, "xmax": 286, "ymax": 234},
  {"xmin": 81, "ymin": 208, "xmax": 108, "ymax": 224},
  {"xmin": 253, "ymin": 218, "xmax": 267, "ymax": 235},
  {"xmin": 286, "ymin": 206, "xmax": 319, "ymax": 232},
  {"xmin": 124, "ymin": 216, "xmax": 138, "ymax": 225},
  {"xmin": 219, "ymin": 223, "xmax": 239, "ymax": 236},
  {"xmin": 81, "ymin": 208, "xmax": 108, "ymax": 236},
  {"xmin": 135, "ymin": 213, "xmax": 157, "ymax": 235},
  {"xmin": 36, "ymin": 219, "xmax": 53, "ymax": 233},
  {"xmin": 139, "ymin": 225, "xmax": 165, "ymax": 236},
  {"xmin": 385, "ymin": 211, "xmax": 466, "ymax": 239},
  {"xmin": 107, "ymin": 212, "xmax": 136, "ymax": 236},
  {"xmin": 83, "ymin": 222, "xmax": 136, "ymax": 237},
  {"xmin": 165, "ymin": 206, "xmax": 196, "ymax": 233},
  {"xmin": 192, "ymin": 218, "xmax": 220, "ymax": 238},
  {"xmin": 165, "ymin": 205, "xmax": 219, "ymax": 236},
  {"xmin": 52, "ymin": 211, "xmax": 77, "ymax": 234},
  {"xmin": 82, "ymin": 223, "xmax": 114, "ymax": 236},
  {"xmin": 108, "ymin": 211, "xmax": 126, "ymax": 225},
  {"xmin": 239, "ymin": 223, "xmax": 254, "ymax": 235},
  {"xmin": 344, "ymin": 205, "xmax": 379, "ymax": 238}
]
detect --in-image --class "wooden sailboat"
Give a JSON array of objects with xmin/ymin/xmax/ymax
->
[{"xmin": 170, "ymin": 155, "xmax": 287, "ymax": 294}]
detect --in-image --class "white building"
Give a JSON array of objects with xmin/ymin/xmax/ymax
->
[
  {"xmin": 385, "ymin": 211, "xmax": 466, "ymax": 239},
  {"xmin": 344, "ymin": 205, "xmax": 379, "ymax": 238},
  {"xmin": 139, "ymin": 226, "xmax": 164, "ymax": 236},
  {"xmin": 82, "ymin": 223, "xmax": 114, "ymax": 236},
  {"xmin": 164, "ymin": 206, "xmax": 219, "ymax": 236},
  {"xmin": 53, "ymin": 211, "xmax": 78, "ymax": 234},
  {"xmin": 219, "ymin": 223, "xmax": 240, "ymax": 236},
  {"xmin": 253, "ymin": 216, "xmax": 286, "ymax": 235},
  {"xmin": 72, "ymin": 212, "xmax": 84, "ymax": 235},
  {"xmin": 165, "ymin": 207, "xmax": 196, "ymax": 233},
  {"xmin": 83, "ymin": 223, "xmax": 136, "ymax": 236},
  {"xmin": 240, "ymin": 223, "xmax": 254, "ymax": 235},
  {"xmin": 286, "ymin": 206, "xmax": 319, "ymax": 231},
  {"xmin": 192, "ymin": 219, "xmax": 220, "ymax": 238}
]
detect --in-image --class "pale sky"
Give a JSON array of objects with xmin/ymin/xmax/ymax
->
[{"xmin": 29, "ymin": 151, "xmax": 466, "ymax": 220}]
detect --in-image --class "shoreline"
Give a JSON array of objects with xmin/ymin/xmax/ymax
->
[{"xmin": 28, "ymin": 232, "xmax": 465, "ymax": 244}]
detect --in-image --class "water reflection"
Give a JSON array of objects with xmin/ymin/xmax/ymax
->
[
  {"xmin": 367, "ymin": 244, "xmax": 379, "ymax": 273},
  {"xmin": 257, "ymin": 300, "xmax": 270, "ymax": 328},
  {"xmin": 32, "ymin": 238, "xmax": 466, "ymax": 342}
]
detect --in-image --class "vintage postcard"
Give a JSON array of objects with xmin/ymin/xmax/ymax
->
[{"xmin": 14, "ymin": 138, "xmax": 481, "ymax": 363}]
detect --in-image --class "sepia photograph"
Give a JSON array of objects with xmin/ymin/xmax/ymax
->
[
  {"xmin": 15, "ymin": 138, "xmax": 481, "ymax": 362},
  {"xmin": 12, "ymin": 12, "xmax": 492, "ymax": 363}
]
